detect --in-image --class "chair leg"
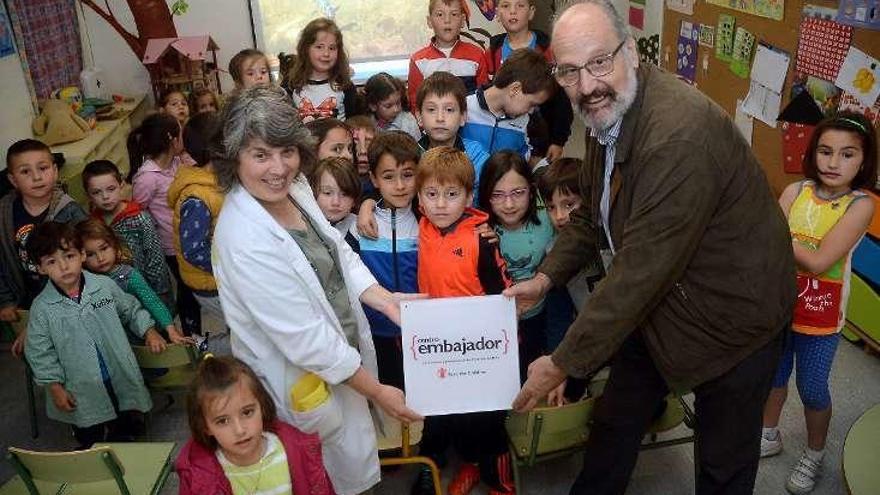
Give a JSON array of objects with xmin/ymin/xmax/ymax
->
[
  {"xmin": 25, "ymin": 365, "xmax": 38, "ymax": 439},
  {"xmin": 379, "ymin": 456, "xmax": 442, "ymax": 495},
  {"xmin": 510, "ymin": 445, "xmax": 522, "ymax": 495}
]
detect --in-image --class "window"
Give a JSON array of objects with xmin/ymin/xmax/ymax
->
[{"xmin": 251, "ymin": 0, "xmax": 431, "ymax": 83}]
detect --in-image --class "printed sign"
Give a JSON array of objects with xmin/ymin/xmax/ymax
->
[{"xmin": 401, "ymin": 295, "xmax": 519, "ymax": 416}]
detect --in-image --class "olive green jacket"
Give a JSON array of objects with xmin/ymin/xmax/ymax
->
[
  {"xmin": 542, "ymin": 65, "xmax": 796, "ymax": 392},
  {"xmin": 25, "ymin": 272, "xmax": 154, "ymax": 427}
]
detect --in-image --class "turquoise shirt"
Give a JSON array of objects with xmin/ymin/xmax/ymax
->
[
  {"xmin": 496, "ymin": 208, "xmax": 555, "ymax": 318},
  {"xmin": 25, "ymin": 272, "xmax": 154, "ymax": 428}
]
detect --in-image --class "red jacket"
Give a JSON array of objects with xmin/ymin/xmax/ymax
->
[{"xmin": 175, "ymin": 419, "xmax": 335, "ymax": 495}]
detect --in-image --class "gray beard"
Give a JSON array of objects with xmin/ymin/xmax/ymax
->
[{"xmin": 574, "ymin": 65, "xmax": 639, "ymax": 131}]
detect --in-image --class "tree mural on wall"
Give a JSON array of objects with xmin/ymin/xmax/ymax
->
[{"xmin": 78, "ymin": 0, "xmax": 188, "ymax": 57}]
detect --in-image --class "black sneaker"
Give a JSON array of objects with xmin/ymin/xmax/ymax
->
[{"xmin": 410, "ymin": 466, "xmax": 436, "ymax": 495}]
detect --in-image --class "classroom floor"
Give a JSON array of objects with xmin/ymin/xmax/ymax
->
[{"xmin": 1, "ymin": 331, "xmax": 878, "ymax": 495}]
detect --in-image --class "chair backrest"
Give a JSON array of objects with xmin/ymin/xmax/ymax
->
[
  {"xmin": 8, "ymin": 445, "xmax": 125, "ymax": 485},
  {"xmin": 507, "ymin": 396, "xmax": 597, "ymax": 459},
  {"xmin": 132, "ymin": 343, "xmax": 198, "ymax": 369}
]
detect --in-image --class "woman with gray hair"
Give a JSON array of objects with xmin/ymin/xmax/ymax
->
[{"xmin": 212, "ymin": 86, "xmax": 421, "ymax": 494}]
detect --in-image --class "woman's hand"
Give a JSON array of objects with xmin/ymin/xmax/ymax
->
[
  {"xmin": 360, "ymin": 284, "xmax": 427, "ymax": 327},
  {"xmin": 371, "ymin": 384, "xmax": 423, "ymax": 423},
  {"xmin": 346, "ymin": 367, "xmax": 423, "ymax": 423}
]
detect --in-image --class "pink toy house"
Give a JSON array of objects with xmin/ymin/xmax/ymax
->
[{"xmin": 142, "ymin": 35, "xmax": 220, "ymax": 102}]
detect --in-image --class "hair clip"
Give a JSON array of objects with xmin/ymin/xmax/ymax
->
[{"xmin": 836, "ymin": 117, "xmax": 868, "ymax": 134}]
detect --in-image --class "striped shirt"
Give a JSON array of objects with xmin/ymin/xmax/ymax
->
[
  {"xmin": 591, "ymin": 119, "xmax": 623, "ymax": 255},
  {"xmin": 217, "ymin": 432, "xmax": 292, "ymax": 495}
]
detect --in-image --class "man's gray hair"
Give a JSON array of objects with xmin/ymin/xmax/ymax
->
[
  {"xmin": 555, "ymin": 0, "xmax": 630, "ymax": 42},
  {"xmin": 213, "ymin": 85, "xmax": 317, "ymax": 191}
]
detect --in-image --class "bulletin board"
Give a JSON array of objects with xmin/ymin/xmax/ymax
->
[{"xmin": 661, "ymin": 0, "xmax": 880, "ymax": 195}]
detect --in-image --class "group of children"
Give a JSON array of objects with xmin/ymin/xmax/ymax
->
[{"xmin": 1, "ymin": 0, "xmax": 876, "ymax": 493}]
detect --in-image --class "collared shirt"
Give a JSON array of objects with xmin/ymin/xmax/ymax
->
[{"xmin": 591, "ymin": 119, "xmax": 623, "ymax": 255}]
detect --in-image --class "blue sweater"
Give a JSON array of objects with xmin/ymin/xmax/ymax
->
[{"xmin": 359, "ymin": 203, "xmax": 419, "ymax": 337}]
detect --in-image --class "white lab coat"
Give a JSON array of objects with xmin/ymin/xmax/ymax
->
[{"xmin": 213, "ymin": 175, "xmax": 381, "ymax": 494}]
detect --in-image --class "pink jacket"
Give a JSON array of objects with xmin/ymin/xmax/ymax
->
[
  {"xmin": 175, "ymin": 420, "xmax": 335, "ymax": 495},
  {"xmin": 132, "ymin": 156, "xmax": 182, "ymax": 255}
]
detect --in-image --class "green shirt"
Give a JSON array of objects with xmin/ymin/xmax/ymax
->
[
  {"xmin": 24, "ymin": 271, "xmax": 154, "ymax": 427},
  {"xmin": 106, "ymin": 264, "xmax": 174, "ymax": 328},
  {"xmin": 218, "ymin": 432, "xmax": 292, "ymax": 495},
  {"xmin": 287, "ymin": 204, "xmax": 359, "ymax": 349}
]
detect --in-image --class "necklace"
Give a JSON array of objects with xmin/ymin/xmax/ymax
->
[{"xmin": 229, "ymin": 436, "xmax": 267, "ymax": 495}]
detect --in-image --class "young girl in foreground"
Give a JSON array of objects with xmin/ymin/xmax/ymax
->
[
  {"xmin": 479, "ymin": 151, "xmax": 555, "ymax": 382},
  {"xmin": 176, "ymin": 356, "xmax": 333, "ymax": 495},
  {"xmin": 761, "ymin": 112, "xmax": 876, "ymax": 494}
]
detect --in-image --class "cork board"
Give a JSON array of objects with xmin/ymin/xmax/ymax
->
[{"xmin": 661, "ymin": 0, "xmax": 880, "ymax": 195}]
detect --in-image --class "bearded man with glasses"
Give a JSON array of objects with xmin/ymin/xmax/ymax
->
[{"xmin": 504, "ymin": 1, "xmax": 797, "ymax": 494}]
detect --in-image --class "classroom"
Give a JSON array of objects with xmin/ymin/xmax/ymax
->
[{"xmin": 0, "ymin": 0, "xmax": 878, "ymax": 494}]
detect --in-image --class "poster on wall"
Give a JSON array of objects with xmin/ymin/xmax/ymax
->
[
  {"xmin": 0, "ymin": 2, "xmax": 16, "ymax": 58},
  {"xmin": 677, "ymin": 21, "xmax": 699, "ymax": 83},
  {"xmin": 716, "ymin": 14, "xmax": 736, "ymax": 63},
  {"xmin": 729, "ymin": 27, "xmax": 756, "ymax": 78},
  {"xmin": 839, "ymin": 90, "xmax": 880, "ymax": 125},
  {"xmin": 699, "ymin": 24, "xmax": 716, "ymax": 47},
  {"xmin": 795, "ymin": 16, "xmax": 853, "ymax": 82},
  {"xmin": 706, "ymin": 0, "xmax": 784, "ymax": 21},
  {"xmin": 835, "ymin": 0, "xmax": 880, "ymax": 30},
  {"xmin": 666, "ymin": 0, "xmax": 695, "ymax": 15},
  {"xmin": 402, "ymin": 295, "xmax": 519, "ymax": 416},
  {"xmin": 835, "ymin": 46, "xmax": 880, "ymax": 107}
]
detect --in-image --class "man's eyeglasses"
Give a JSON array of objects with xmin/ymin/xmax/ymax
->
[{"xmin": 551, "ymin": 40, "xmax": 626, "ymax": 87}]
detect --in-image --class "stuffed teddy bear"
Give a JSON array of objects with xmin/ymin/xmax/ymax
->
[{"xmin": 32, "ymin": 99, "xmax": 91, "ymax": 146}]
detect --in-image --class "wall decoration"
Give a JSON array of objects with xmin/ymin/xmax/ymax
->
[
  {"xmin": 803, "ymin": 75, "xmax": 843, "ymax": 116},
  {"xmin": 666, "ymin": 0, "xmax": 695, "ymax": 15},
  {"xmin": 698, "ymin": 24, "xmax": 716, "ymax": 47},
  {"xmin": 834, "ymin": 46, "xmax": 880, "ymax": 107},
  {"xmin": 735, "ymin": 99, "xmax": 754, "ymax": 145},
  {"xmin": 0, "ymin": 2, "xmax": 15, "ymax": 58},
  {"xmin": 677, "ymin": 20, "xmax": 699, "ymax": 83},
  {"xmin": 835, "ymin": 0, "xmax": 880, "ymax": 30},
  {"xmin": 637, "ymin": 34, "xmax": 660, "ymax": 66},
  {"xmin": 716, "ymin": 14, "xmax": 736, "ymax": 63},
  {"xmin": 781, "ymin": 122, "xmax": 814, "ymax": 173},
  {"xmin": 839, "ymin": 90, "xmax": 880, "ymax": 125},
  {"xmin": 472, "ymin": 0, "xmax": 497, "ymax": 21},
  {"xmin": 706, "ymin": 0, "xmax": 784, "ymax": 21},
  {"xmin": 629, "ymin": 5, "xmax": 645, "ymax": 30},
  {"xmin": 742, "ymin": 80, "xmax": 781, "ymax": 127},
  {"xmin": 795, "ymin": 16, "xmax": 853, "ymax": 81},
  {"xmin": 729, "ymin": 27, "xmax": 755, "ymax": 78},
  {"xmin": 752, "ymin": 44, "xmax": 790, "ymax": 93}
]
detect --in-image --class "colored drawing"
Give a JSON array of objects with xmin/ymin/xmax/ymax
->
[
  {"xmin": 699, "ymin": 24, "xmax": 716, "ymax": 48},
  {"xmin": 716, "ymin": 14, "xmax": 736, "ymax": 63},
  {"xmin": 839, "ymin": 90, "xmax": 880, "ymax": 126},
  {"xmin": 729, "ymin": 27, "xmax": 755, "ymax": 78},
  {"xmin": 637, "ymin": 34, "xmax": 660, "ymax": 66},
  {"xmin": 835, "ymin": 46, "xmax": 880, "ymax": 107},
  {"xmin": 706, "ymin": 0, "xmax": 784, "ymax": 21},
  {"xmin": 629, "ymin": 5, "xmax": 645, "ymax": 30}
]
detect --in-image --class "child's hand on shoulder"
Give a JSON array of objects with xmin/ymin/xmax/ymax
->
[
  {"xmin": 357, "ymin": 199, "xmax": 379, "ymax": 239},
  {"xmin": 144, "ymin": 329, "xmax": 168, "ymax": 354},
  {"xmin": 49, "ymin": 383, "xmax": 76, "ymax": 412},
  {"xmin": 476, "ymin": 222, "xmax": 498, "ymax": 244},
  {"xmin": 166, "ymin": 324, "xmax": 196, "ymax": 346}
]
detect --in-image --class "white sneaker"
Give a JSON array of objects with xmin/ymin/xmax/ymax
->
[
  {"xmin": 786, "ymin": 451, "xmax": 822, "ymax": 494},
  {"xmin": 760, "ymin": 432, "xmax": 783, "ymax": 458}
]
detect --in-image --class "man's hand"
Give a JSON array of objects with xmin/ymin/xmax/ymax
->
[
  {"xmin": 546, "ymin": 380, "xmax": 568, "ymax": 407},
  {"xmin": 512, "ymin": 355, "xmax": 567, "ymax": 412},
  {"xmin": 144, "ymin": 329, "xmax": 168, "ymax": 354},
  {"xmin": 502, "ymin": 272, "xmax": 553, "ymax": 316},
  {"xmin": 50, "ymin": 383, "xmax": 76, "ymax": 412},
  {"xmin": 11, "ymin": 331, "xmax": 26, "ymax": 358}
]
